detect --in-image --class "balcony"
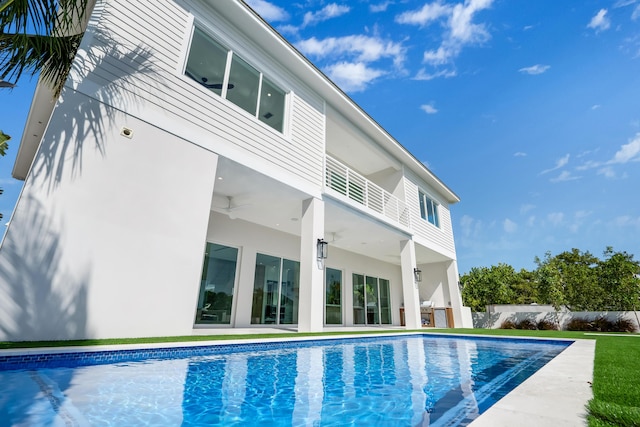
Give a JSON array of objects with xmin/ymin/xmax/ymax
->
[{"xmin": 325, "ymin": 155, "xmax": 410, "ymax": 228}]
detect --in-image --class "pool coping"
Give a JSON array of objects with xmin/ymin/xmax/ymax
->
[{"xmin": 0, "ymin": 332, "xmax": 595, "ymax": 425}]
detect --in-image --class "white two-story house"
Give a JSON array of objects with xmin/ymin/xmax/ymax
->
[{"xmin": 0, "ymin": 0, "xmax": 472, "ymax": 341}]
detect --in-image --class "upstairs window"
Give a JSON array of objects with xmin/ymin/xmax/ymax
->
[
  {"xmin": 419, "ymin": 190, "xmax": 440, "ymax": 227},
  {"xmin": 185, "ymin": 27, "xmax": 286, "ymax": 133}
]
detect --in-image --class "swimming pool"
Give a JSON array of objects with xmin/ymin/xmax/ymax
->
[{"xmin": 0, "ymin": 334, "xmax": 570, "ymax": 426}]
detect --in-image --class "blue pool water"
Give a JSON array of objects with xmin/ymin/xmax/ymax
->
[{"xmin": 0, "ymin": 334, "xmax": 570, "ymax": 426}]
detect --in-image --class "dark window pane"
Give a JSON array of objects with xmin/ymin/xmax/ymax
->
[{"xmin": 185, "ymin": 28, "xmax": 228, "ymax": 96}]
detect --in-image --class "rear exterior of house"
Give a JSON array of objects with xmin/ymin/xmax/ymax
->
[{"xmin": 0, "ymin": 0, "xmax": 472, "ymax": 341}]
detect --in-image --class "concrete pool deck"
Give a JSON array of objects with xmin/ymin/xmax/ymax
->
[
  {"xmin": 1, "ymin": 329, "xmax": 595, "ymax": 426},
  {"xmin": 469, "ymin": 338, "xmax": 595, "ymax": 426}
]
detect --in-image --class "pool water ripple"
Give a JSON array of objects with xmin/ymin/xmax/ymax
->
[{"xmin": 0, "ymin": 335, "xmax": 570, "ymax": 426}]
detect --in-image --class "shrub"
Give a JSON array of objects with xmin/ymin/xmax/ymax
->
[
  {"xmin": 593, "ymin": 317, "xmax": 613, "ymax": 332},
  {"xmin": 499, "ymin": 319, "xmax": 517, "ymax": 329},
  {"xmin": 612, "ymin": 318, "xmax": 637, "ymax": 333},
  {"xmin": 564, "ymin": 317, "xmax": 637, "ymax": 333},
  {"xmin": 536, "ymin": 319, "xmax": 559, "ymax": 331},
  {"xmin": 516, "ymin": 319, "xmax": 538, "ymax": 330},
  {"xmin": 566, "ymin": 317, "xmax": 594, "ymax": 331}
]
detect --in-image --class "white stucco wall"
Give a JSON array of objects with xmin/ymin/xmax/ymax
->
[{"xmin": 0, "ymin": 92, "xmax": 218, "ymax": 341}]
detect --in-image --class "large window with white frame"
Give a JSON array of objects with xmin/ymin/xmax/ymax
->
[
  {"xmin": 419, "ymin": 190, "xmax": 440, "ymax": 227},
  {"xmin": 195, "ymin": 243, "xmax": 238, "ymax": 325},
  {"xmin": 185, "ymin": 26, "xmax": 286, "ymax": 133},
  {"xmin": 251, "ymin": 253, "xmax": 300, "ymax": 325}
]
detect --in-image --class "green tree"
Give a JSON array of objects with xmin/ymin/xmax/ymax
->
[
  {"xmin": 535, "ymin": 249, "xmax": 601, "ymax": 311},
  {"xmin": 0, "ymin": 129, "xmax": 8, "ymax": 156},
  {"xmin": 1, "ymin": 0, "xmax": 91, "ymax": 95},
  {"xmin": 598, "ymin": 247, "xmax": 640, "ymax": 311},
  {"xmin": 511, "ymin": 268, "xmax": 538, "ymax": 304},
  {"xmin": 460, "ymin": 263, "xmax": 518, "ymax": 312}
]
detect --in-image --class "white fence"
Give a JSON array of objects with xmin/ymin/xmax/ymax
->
[{"xmin": 473, "ymin": 310, "xmax": 640, "ymax": 331}]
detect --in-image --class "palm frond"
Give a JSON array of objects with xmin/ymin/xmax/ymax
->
[
  {"xmin": 0, "ymin": 31, "xmax": 82, "ymax": 95},
  {"xmin": 0, "ymin": 129, "xmax": 10, "ymax": 156},
  {"xmin": 0, "ymin": 0, "xmax": 89, "ymax": 92}
]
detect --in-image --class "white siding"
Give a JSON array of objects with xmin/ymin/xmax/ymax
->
[
  {"xmin": 403, "ymin": 174, "xmax": 456, "ymax": 257},
  {"xmin": 70, "ymin": 0, "xmax": 324, "ymax": 192}
]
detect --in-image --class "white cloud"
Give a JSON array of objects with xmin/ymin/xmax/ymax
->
[
  {"xmin": 519, "ymin": 64, "xmax": 550, "ymax": 75},
  {"xmin": 414, "ymin": 68, "xmax": 457, "ymax": 80},
  {"xmin": 614, "ymin": 0, "xmax": 638, "ymax": 8},
  {"xmin": 514, "ymin": 152, "xmax": 527, "ymax": 157},
  {"xmin": 541, "ymin": 154, "xmax": 570, "ymax": 174},
  {"xmin": 325, "ymin": 62, "xmax": 385, "ymax": 92},
  {"xmin": 244, "ymin": 0, "xmax": 289, "ymax": 22},
  {"xmin": 395, "ymin": 2, "xmax": 451, "ymax": 26},
  {"xmin": 371, "ymin": 2, "xmax": 393, "ymax": 13},
  {"xmin": 587, "ymin": 9, "xmax": 611, "ymax": 32},
  {"xmin": 303, "ymin": 3, "xmax": 350, "ymax": 27},
  {"xmin": 449, "ymin": 0, "xmax": 493, "ymax": 44},
  {"xmin": 548, "ymin": 212, "xmax": 564, "ymax": 226},
  {"xmin": 420, "ymin": 103, "xmax": 438, "ymax": 114},
  {"xmin": 460, "ymin": 214, "xmax": 482, "ymax": 239},
  {"xmin": 609, "ymin": 132, "xmax": 640, "ymax": 164},
  {"xmin": 633, "ymin": 4, "xmax": 640, "ymax": 20},
  {"xmin": 296, "ymin": 35, "xmax": 405, "ymax": 65},
  {"xmin": 277, "ymin": 24, "xmax": 298, "ymax": 36},
  {"xmin": 296, "ymin": 35, "xmax": 406, "ymax": 91},
  {"xmin": 423, "ymin": 46, "xmax": 457, "ymax": 66},
  {"xmin": 575, "ymin": 210, "xmax": 592, "ymax": 219},
  {"xmin": 396, "ymin": 0, "xmax": 493, "ymax": 75},
  {"xmin": 550, "ymin": 170, "xmax": 580, "ymax": 182},
  {"xmin": 520, "ymin": 204, "xmax": 535, "ymax": 214},
  {"xmin": 613, "ymin": 215, "xmax": 640, "ymax": 228},
  {"xmin": 526, "ymin": 215, "xmax": 536, "ymax": 227},
  {"xmin": 597, "ymin": 166, "xmax": 616, "ymax": 178},
  {"xmin": 503, "ymin": 218, "xmax": 518, "ymax": 233}
]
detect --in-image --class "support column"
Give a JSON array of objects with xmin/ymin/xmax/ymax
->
[
  {"xmin": 400, "ymin": 239, "xmax": 421, "ymax": 329},
  {"xmin": 446, "ymin": 260, "xmax": 472, "ymax": 327},
  {"xmin": 298, "ymin": 198, "xmax": 325, "ymax": 332}
]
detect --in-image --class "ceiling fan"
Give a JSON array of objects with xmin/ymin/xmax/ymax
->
[
  {"xmin": 185, "ymin": 70, "xmax": 234, "ymax": 90},
  {"xmin": 221, "ymin": 196, "xmax": 250, "ymax": 219}
]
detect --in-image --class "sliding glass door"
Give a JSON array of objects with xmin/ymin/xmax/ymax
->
[
  {"xmin": 195, "ymin": 243, "xmax": 238, "ymax": 325},
  {"xmin": 352, "ymin": 274, "xmax": 392, "ymax": 325},
  {"xmin": 251, "ymin": 254, "xmax": 300, "ymax": 324},
  {"xmin": 325, "ymin": 268, "xmax": 343, "ymax": 325}
]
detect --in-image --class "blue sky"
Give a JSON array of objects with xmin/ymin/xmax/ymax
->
[{"xmin": 2, "ymin": 0, "xmax": 640, "ymax": 274}]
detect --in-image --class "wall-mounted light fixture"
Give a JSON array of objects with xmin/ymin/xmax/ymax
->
[
  {"xmin": 317, "ymin": 238, "xmax": 328, "ymax": 269},
  {"xmin": 413, "ymin": 267, "xmax": 422, "ymax": 283},
  {"xmin": 317, "ymin": 238, "xmax": 328, "ymax": 259}
]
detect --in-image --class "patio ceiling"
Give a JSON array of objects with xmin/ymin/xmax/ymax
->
[{"xmin": 211, "ymin": 156, "xmax": 450, "ymax": 265}]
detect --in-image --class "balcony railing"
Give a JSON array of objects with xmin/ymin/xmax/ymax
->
[{"xmin": 325, "ymin": 155, "xmax": 410, "ymax": 228}]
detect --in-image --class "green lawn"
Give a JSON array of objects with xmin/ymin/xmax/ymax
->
[{"xmin": 2, "ymin": 328, "xmax": 639, "ymax": 426}]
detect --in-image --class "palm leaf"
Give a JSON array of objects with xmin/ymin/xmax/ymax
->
[
  {"xmin": 0, "ymin": 0, "xmax": 89, "ymax": 93},
  {"xmin": 0, "ymin": 129, "xmax": 9, "ymax": 156}
]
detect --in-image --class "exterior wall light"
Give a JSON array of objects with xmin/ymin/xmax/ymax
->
[
  {"xmin": 317, "ymin": 238, "xmax": 328, "ymax": 269},
  {"xmin": 414, "ymin": 267, "xmax": 422, "ymax": 283}
]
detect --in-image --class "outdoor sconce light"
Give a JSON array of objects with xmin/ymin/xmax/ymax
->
[
  {"xmin": 317, "ymin": 238, "xmax": 328, "ymax": 270},
  {"xmin": 317, "ymin": 238, "xmax": 328, "ymax": 260},
  {"xmin": 414, "ymin": 267, "xmax": 422, "ymax": 283}
]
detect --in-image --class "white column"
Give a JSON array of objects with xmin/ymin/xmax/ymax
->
[
  {"xmin": 446, "ymin": 260, "xmax": 470, "ymax": 327},
  {"xmin": 233, "ymin": 246, "xmax": 257, "ymax": 327},
  {"xmin": 400, "ymin": 239, "xmax": 421, "ymax": 329},
  {"xmin": 298, "ymin": 197, "xmax": 325, "ymax": 332}
]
